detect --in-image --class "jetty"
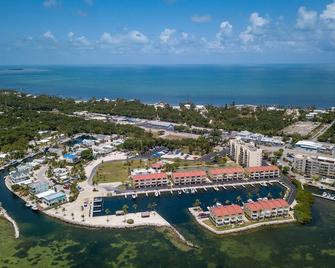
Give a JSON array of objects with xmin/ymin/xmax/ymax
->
[{"xmin": 0, "ymin": 207, "xmax": 20, "ymax": 239}]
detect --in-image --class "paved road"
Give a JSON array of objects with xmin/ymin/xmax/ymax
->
[{"xmin": 310, "ymin": 119, "xmax": 335, "ymax": 141}]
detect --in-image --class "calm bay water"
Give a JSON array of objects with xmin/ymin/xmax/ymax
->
[
  {"xmin": 0, "ymin": 65, "xmax": 334, "ymax": 107},
  {"xmin": 1, "ymin": 169, "xmax": 335, "ymax": 267}
]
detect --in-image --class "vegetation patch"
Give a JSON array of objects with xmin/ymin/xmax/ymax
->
[{"xmin": 292, "ymin": 179, "xmax": 314, "ymax": 224}]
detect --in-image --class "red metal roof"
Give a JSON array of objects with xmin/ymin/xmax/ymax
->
[
  {"xmin": 244, "ymin": 199, "xmax": 289, "ymax": 212},
  {"xmin": 172, "ymin": 170, "xmax": 207, "ymax": 179},
  {"xmin": 208, "ymin": 167, "xmax": 244, "ymax": 176},
  {"xmin": 210, "ymin": 204, "xmax": 243, "ymax": 217},
  {"xmin": 245, "ymin": 165, "xmax": 280, "ymax": 173},
  {"xmin": 132, "ymin": 172, "xmax": 167, "ymax": 181},
  {"xmin": 150, "ymin": 162, "xmax": 163, "ymax": 169}
]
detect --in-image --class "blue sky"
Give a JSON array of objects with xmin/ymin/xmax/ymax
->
[{"xmin": 1, "ymin": 0, "xmax": 335, "ymax": 64}]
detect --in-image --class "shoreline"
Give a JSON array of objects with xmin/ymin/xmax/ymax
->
[
  {"xmin": 0, "ymin": 207, "xmax": 19, "ymax": 239},
  {"xmin": 3, "ymin": 176, "xmax": 195, "ymax": 248},
  {"xmin": 2, "ymin": 88, "xmax": 334, "ymax": 110}
]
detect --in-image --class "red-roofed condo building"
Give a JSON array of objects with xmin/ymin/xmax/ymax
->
[
  {"xmin": 209, "ymin": 205, "xmax": 244, "ymax": 226},
  {"xmin": 243, "ymin": 199, "xmax": 289, "ymax": 220},
  {"xmin": 245, "ymin": 165, "xmax": 280, "ymax": 179},
  {"xmin": 172, "ymin": 170, "xmax": 207, "ymax": 185},
  {"xmin": 208, "ymin": 167, "xmax": 244, "ymax": 182},
  {"xmin": 132, "ymin": 172, "xmax": 169, "ymax": 188}
]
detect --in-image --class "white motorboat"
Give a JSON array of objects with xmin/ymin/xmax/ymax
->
[{"xmin": 25, "ymin": 202, "xmax": 32, "ymax": 208}]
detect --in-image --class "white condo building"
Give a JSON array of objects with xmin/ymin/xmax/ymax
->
[
  {"xmin": 292, "ymin": 154, "xmax": 335, "ymax": 179},
  {"xmin": 229, "ymin": 139, "xmax": 262, "ymax": 167}
]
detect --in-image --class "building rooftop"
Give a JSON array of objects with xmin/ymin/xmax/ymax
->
[
  {"xmin": 244, "ymin": 199, "xmax": 289, "ymax": 212},
  {"xmin": 245, "ymin": 165, "xmax": 280, "ymax": 173},
  {"xmin": 208, "ymin": 167, "xmax": 244, "ymax": 176},
  {"xmin": 42, "ymin": 192, "xmax": 66, "ymax": 201},
  {"xmin": 210, "ymin": 204, "xmax": 243, "ymax": 217},
  {"xmin": 172, "ymin": 170, "xmax": 207, "ymax": 178},
  {"xmin": 132, "ymin": 172, "xmax": 167, "ymax": 181}
]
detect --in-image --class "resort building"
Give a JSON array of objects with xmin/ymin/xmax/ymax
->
[
  {"xmin": 208, "ymin": 167, "xmax": 244, "ymax": 182},
  {"xmin": 28, "ymin": 181, "xmax": 49, "ymax": 195},
  {"xmin": 243, "ymin": 199, "xmax": 289, "ymax": 220},
  {"xmin": 245, "ymin": 165, "xmax": 280, "ymax": 179},
  {"xmin": 209, "ymin": 205, "xmax": 244, "ymax": 226},
  {"xmin": 172, "ymin": 170, "xmax": 207, "ymax": 185},
  {"xmin": 9, "ymin": 166, "xmax": 31, "ymax": 184},
  {"xmin": 234, "ymin": 130, "xmax": 284, "ymax": 146},
  {"xmin": 132, "ymin": 172, "xmax": 169, "ymax": 188},
  {"xmin": 41, "ymin": 192, "xmax": 67, "ymax": 206},
  {"xmin": 292, "ymin": 154, "xmax": 335, "ymax": 179},
  {"xmin": 229, "ymin": 139, "xmax": 262, "ymax": 167},
  {"xmin": 295, "ymin": 140, "xmax": 333, "ymax": 154}
]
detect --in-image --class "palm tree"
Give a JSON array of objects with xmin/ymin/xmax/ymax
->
[
  {"xmin": 132, "ymin": 203, "xmax": 138, "ymax": 213},
  {"xmin": 105, "ymin": 208, "xmax": 111, "ymax": 222},
  {"xmin": 193, "ymin": 199, "xmax": 201, "ymax": 207},
  {"xmin": 151, "ymin": 202, "xmax": 157, "ymax": 212},
  {"xmin": 71, "ymin": 212, "xmax": 74, "ymax": 220},
  {"xmin": 122, "ymin": 204, "xmax": 129, "ymax": 222},
  {"xmin": 81, "ymin": 214, "xmax": 85, "ymax": 222},
  {"xmin": 236, "ymin": 195, "xmax": 241, "ymax": 204},
  {"xmin": 62, "ymin": 207, "xmax": 66, "ymax": 216}
]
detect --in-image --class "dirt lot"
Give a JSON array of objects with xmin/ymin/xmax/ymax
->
[{"xmin": 282, "ymin": 121, "xmax": 320, "ymax": 136}]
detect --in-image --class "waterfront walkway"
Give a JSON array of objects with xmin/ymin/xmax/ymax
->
[{"xmin": 0, "ymin": 207, "xmax": 19, "ymax": 239}]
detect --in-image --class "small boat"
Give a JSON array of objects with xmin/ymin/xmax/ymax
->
[
  {"xmin": 191, "ymin": 188, "xmax": 195, "ymax": 194},
  {"xmin": 178, "ymin": 190, "xmax": 182, "ymax": 195},
  {"xmin": 155, "ymin": 191, "xmax": 159, "ymax": 197},
  {"xmin": 216, "ymin": 202, "xmax": 222, "ymax": 206},
  {"xmin": 322, "ymin": 192, "xmax": 327, "ymax": 197},
  {"xmin": 31, "ymin": 205, "xmax": 38, "ymax": 211},
  {"xmin": 25, "ymin": 202, "xmax": 32, "ymax": 208},
  {"xmin": 170, "ymin": 190, "xmax": 173, "ymax": 194},
  {"xmin": 247, "ymin": 199, "xmax": 253, "ymax": 203},
  {"xmin": 132, "ymin": 193, "xmax": 137, "ymax": 199},
  {"xmin": 184, "ymin": 189, "xmax": 189, "ymax": 194},
  {"xmin": 145, "ymin": 192, "xmax": 149, "ymax": 197}
]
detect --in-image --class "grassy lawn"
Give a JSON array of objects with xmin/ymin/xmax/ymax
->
[{"xmin": 93, "ymin": 159, "xmax": 158, "ymax": 184}]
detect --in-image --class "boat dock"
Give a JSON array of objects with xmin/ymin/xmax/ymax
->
[
  {"xmin": 111, "ymin": 179, "xmax": 280, "ymax": 198},
  {"xmin": 313, "ymin": 192, "xmax": 335, "ymax": 202}
]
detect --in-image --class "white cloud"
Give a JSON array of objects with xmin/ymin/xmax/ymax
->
[
  {"xmin": 67, "ymin": 32, "xmax": 91, "ymax": 47},
  {"xmin": 43, "ymin": 31, "xmax": 56, "ymax": 42},
  {"xmin": 320, "ymin": 1, "xmax": 335, "ymax": 29},
  {"xmin": 128, "ymin": 30, "xmax": 149, "ymax": 44},
  {"xmin": 240, "ymin": 12, "xmax": 269, "ymax": 43},
  {"xmin": 250, "ymin": 12, "xmax": 269, "ymax": 29},
  {"xmin": 181, "ymin": 32, "xmax": 189, "ymax": 40},
  {"xmin": 43, "ymin": 0, "xmax": 57, "ymax": 8},
  {"xmin": 67, "ymin": 32, "xmax": 75, "ymax": 39},
  {"xmin": 99, "ymin": 30, "xmax": 149, "ymax": 47},
  {"xmin": 216, "ymin": 21, "xmax": 233, "ymax": 41},
  {"xmin": 99, "ymin": 32, "xmax": 118, "ymax": 45},
  {"xmin": 160, "ymin": 28, "xmax": 176, "ymax": 43},
  {"xmin": 296, "ymin": 7, "xmax": 318, "ymax": 29},
  {"xmin": 191, "ymin": 15, "xmax": 212, "ymax": 23}
]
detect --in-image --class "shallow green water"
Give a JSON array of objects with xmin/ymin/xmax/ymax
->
[{"xmin": 1, "ymin": 171, "xmax": 335, "ymax": 267}]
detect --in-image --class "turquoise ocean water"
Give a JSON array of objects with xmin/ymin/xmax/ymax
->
[{"xmin": 0, "ymin": 64, "xmax": 334, "ymax": 107}]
